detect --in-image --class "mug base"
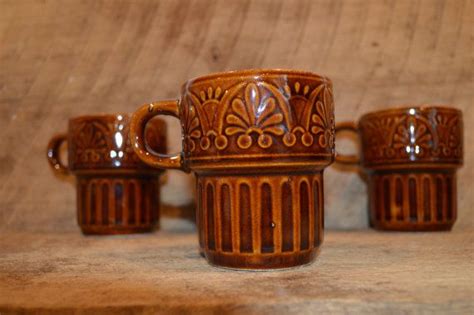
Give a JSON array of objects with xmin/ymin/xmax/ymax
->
[
  {"xmin": 80, "ymin": 225, "xmax": 157, "ymax": 235},
  {"xmin": 204, "ymin": 248, "xmax": 319, "ymax": 270},
  {"xmin": 371, "ymin": 222, "xmax": 454, "ymax": 232}
]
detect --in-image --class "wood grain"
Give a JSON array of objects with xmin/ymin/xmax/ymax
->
[
  {"xmin": 0, "ymin": 220, "xmax": 473, "ymax": 314},
  {"xmin": 0, "ymin": 0, "xmax": 472, "ymax": 229}
]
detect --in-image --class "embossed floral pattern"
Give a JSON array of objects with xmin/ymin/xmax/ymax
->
[
  {"xmin": 183, "ymin": 104, "xmax": 201, "ymax": 152},
  {"xmin": 181, "ymin": 78, "xmax": 335, "ymax": 155},
  {"xmin": 311, "ymin": 86, "xmax": 335, "ymax": 148},
  {"xmin": 187, "ymin": 87, "xmax": 228, "ymax": 150},
  {"xmin": 70, "ymin": 116, "xmax": 165, "ymax": 170},
  {"xmin": 282, "ymin": 82, "xmax": 323, "ymax": 147},
  {"xmin": 362, "ymin": 117, "xmax": 400, "ymax": 159},
  {"xmin": 225, "ymin": 83, "xmax": 285, "ymax": 149},
  {"xmin": 74, "ymin": 121, "xmax": 110, "ymax": 163},
  {"xmin": 359, "ymin": 109, "xmax": 463, "ymax": 164},
  {"xmin": 393, "ymin": 116, "xmax": 433, "ymax": 159},
  {"xmin": 433, "ymin": 114, "xmax": 462, "ymax": 157}
]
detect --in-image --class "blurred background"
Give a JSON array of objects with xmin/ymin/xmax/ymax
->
[{"xmin": 0, "ymin": 0, "xmax": 472, "ymax": 232}]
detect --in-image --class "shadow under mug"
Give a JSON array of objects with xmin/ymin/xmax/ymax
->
[
  {"xmin": 47, "ymin": 114, "xmax": 167, "ymax": 235},
  {"xmin": 130, "ymin": 69, "xmax": 335, "ymax": 269},
  {"xmin": 335, "ymin": 106, "xmax": 463, "ymax": 231}
]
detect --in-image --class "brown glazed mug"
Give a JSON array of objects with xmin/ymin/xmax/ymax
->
[
  {"xmin": 47, "ymin": 114, "xmax": 167, "ymax": 235},
  {"xmin": 130, "ymin": 69, "xmax": 335, "ymax": 269},
  {"xmin": 335, "ymin": 106, "xmax": 463, "ymax": 231}
]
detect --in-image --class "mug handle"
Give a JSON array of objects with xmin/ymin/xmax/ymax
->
[
  {"xmin": 46, "ymin": 134, "xmax": 69, "ymax": 174},
  {"xmin": 130, "ymin": 100, "xmax": 185, "ymax": 171},
  {"xmin": 335, "ymin": 122, "xmax": 360, "ymax": 165}
]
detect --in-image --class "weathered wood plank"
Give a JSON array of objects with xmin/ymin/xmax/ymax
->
[
  {"xmin": 0, "ymin": 224, "xmax": 472, "ymax": 314},
  {"xmin": 0, "ymin": 0, "xmax": 472, "ymax": 230}
]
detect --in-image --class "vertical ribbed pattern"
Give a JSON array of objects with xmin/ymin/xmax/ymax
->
[
  {"xmin": 128, "ymin": 182, "xmax": 136, "ymax": 224},
  {"xmin": 206, "ymin": 184, "xmax": 216, "ymax": 250},
  {"xmin": 369, "ymin": 171, "xmax": 456, "ymax": 230},
  {"xmin": 76, "ymin": 176, "xmax": 160, "ymax": 234},
  {"xmin": 260, "ymin": 183, "xmax": 274, "ymax": 254},
  {"xmin": 197, "ymin": 183, "xmax": 205, "ymax": 251},
  {"xmin": 281, "ymin": 181, "xmax": 293, "ymax": 252},
  {"xmin": 299, "ymin": 181, "xmax": 310, "ymax": 250},
  {"xmin": 313, "ymin": 179, "xmax": 321, "ymax": 247},
  {"xmin": 197, "ymin": 172, "xmax": 324, "ymax": 262},
  {"xmin": 220, "ymin": 184, "xmax": 232, "ymax": 252},
  {"xmin": 239, "ymin": 183, "xmax": 253, "ymax": 253}
]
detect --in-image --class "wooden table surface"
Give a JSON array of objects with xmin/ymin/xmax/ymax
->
[{"xmin": 0, "ymin": 219, "xmax": 472, "ymax": 314}]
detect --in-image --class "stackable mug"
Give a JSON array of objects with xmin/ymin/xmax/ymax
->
[
  {"xmin": 335, "ymin": 106, "xmax": 463, "ymax": 231},
  {"xmin": 47, "ymin": 114, "xmax": 167, "ymax": 235},
  {"xmin": 130, "ymin": 69, "xmax": 335, "ymax": 269}
]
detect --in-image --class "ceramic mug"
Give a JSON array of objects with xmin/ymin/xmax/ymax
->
[
  {"xmin": 47, "ymin": 114, "xmax": 167, "ymax": 235},
  {"xmin": 130, "ymin": 69, "xmax": 335, "ymax": 269},
  {"xmin": 335, "ymin": 106, "xmax": 463, "ymax": 231}
]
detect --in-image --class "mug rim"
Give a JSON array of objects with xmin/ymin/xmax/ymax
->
[
  {"xmin": 68, "ymin": 113, "xmax": 131, "ymax": 124},
  {"xmin": 359, "ymin": 105, "xmax": 461, "ymax": 121},
  {"xmin": 184, "ymin": 68, "xmax": 331, "ymax": 86}
]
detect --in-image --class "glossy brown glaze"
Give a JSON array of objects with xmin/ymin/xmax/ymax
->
[
  {"xmin": 335, "ymin": 106, "xmax": 463, "ymax": 231},
  {"xmin": 197, "ymin": 173, "xmax": 324, "ymax": 269},
  {"xmin": 130, "ymin": 69, "xmax": 335, "ymax": 269},
  {"xmin": 47, "ymin": 114, "xmax": 166, "ymax": 235}
]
